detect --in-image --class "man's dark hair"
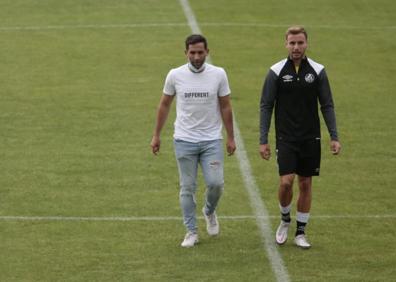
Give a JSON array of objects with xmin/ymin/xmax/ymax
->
[{"xmin": 185, "ymin": 34, "xmax": 208, "ymax": 50}]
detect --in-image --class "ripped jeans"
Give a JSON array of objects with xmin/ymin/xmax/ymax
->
[{"xmin": 174, "ymin": 139, "xmax": 224, "ymax": 233}]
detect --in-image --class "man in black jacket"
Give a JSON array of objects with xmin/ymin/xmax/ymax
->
[{"xmin": 259, "ymin": 26, "xmax": 341, "ymax": 249}]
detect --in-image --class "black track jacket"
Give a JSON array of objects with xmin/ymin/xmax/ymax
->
[{"xmin": 260, "ymin": 57, "xmax": 338, "ymax": 144}]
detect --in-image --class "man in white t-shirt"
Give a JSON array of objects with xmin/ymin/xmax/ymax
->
[{"xmin": 151, "ymin": 34, "xmax": 236, "ymax": 248}]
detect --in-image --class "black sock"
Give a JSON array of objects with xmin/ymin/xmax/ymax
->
[
  {"xmin": 281, "ymin": 212, "xmax": 291, "ymax": 223},
  {"xmin": 295, "ymin": 221, "xmax": 306, "ymax": 236}
]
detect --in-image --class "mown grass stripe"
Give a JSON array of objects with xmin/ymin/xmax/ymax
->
[
  {"xmin": 1, "ymin": 214, "xmax": 395, "ymax": 222},
  {"xmin": 0, "ymin": 22, "xmax": 394, "ymax": 32},
  {"xmin": 179, "ymin": 1, "xmax": 290, "ymax": 281}
]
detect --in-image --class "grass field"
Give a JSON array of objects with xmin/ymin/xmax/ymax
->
[{"xmin": 1, "ymin": 0, "xmax": 395, "ymax": 281}]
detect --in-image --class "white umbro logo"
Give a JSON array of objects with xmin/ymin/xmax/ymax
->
[{"xmin": 282, "ymin": 74, "xmax": 293, "ymax": 82}]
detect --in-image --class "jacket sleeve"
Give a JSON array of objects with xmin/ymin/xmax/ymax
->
[
  {"xmin": 318, "ymin": 69, "xmax": 339, "ymax": 141},
  {"xmin": 260, "ymin": 70, "xmax": 277, "ymax": 144}
]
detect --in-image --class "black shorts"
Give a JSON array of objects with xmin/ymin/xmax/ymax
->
[{"xmin": 276, "ymin": 138, "xmax": 321, "ymax": 177}]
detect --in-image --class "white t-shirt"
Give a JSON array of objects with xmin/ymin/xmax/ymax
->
[{"xmin": 163, "ymin": 63, "xmax": 231, "ymax": 143}]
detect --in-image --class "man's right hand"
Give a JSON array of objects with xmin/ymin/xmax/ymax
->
[
  {"xmin": 151, "ymin": 135, "xmax": 161, "ymax": 155},
  {"xmin": 259, "ymin": 144, "xmax": 271, "ymax": 160}
]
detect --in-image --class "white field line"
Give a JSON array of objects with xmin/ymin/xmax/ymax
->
[
  {"xmin": 0, "ymin": 22, "xmax": 395, "ymax": 32},
  {"xmin": 179, "ymin": 1, "xmax": 290, "ymax": 282},
  {"xmin": 233, "ymin": 117, "xmax": 291, "ymax": 282},
  {"xmin": 1, "ymin": 214, "xmax": 395, "ymax": 222}
]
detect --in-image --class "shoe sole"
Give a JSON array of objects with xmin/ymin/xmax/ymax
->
[
  {"xmin": 208, "ymin": 232, "xmax": 219, "ymax": 237},
  {"xmin": 181, "ymin": 240, "xmax": 199, "ymax": 248},
  {"xmin": 294, "ymin": 242, "xmax": 311, "ymax": 249},
  {"xmin": 295, "ymin": 244, "xmax": 311, "ymax": 249},
  {"xmin": 275, "ymin": 238, "xmax": 287, "ymax": 245}
]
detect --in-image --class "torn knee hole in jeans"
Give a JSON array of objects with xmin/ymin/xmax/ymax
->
[{"xmin": 209, "ymin": 161, "xmax": 221, "ymax": 170}]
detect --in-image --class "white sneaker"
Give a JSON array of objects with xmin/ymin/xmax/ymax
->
[
  {"xmin": 181, "ymin": 231, "xmax": 199, "ymax": 248},
  {"xmin": 202, "ymin": 207, "xmax": 219, "ymax": 236},
  {"xmin": 275, "ymin": 221, "xmax": 290, "ymax": 245},
  {"xmin": 294, "ymin": 234, "xmax": 311, "ymax": 249}
]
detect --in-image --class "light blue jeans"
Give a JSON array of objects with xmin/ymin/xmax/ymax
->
[{"xmin": 174, "ymin": 139, "xmax": 224, "ymax": 233}]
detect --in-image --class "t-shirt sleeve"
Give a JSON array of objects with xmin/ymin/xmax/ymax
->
[
  {"xmin": 163, "ymin": 70, "xmax": 176, "ymax": 95},
  {"xmin": 218, "ymin": 68, "xmax": 231, "ymax": 97}
]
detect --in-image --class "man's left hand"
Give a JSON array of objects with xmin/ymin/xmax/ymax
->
[
  {"xmin": 330, "ymin": 140, "xmax": 341, "ymax": 155},
  {"xmin": 226, "ymin": 138, "xmax": 236, "ymax": 156}
]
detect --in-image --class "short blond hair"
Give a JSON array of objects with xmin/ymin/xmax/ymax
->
[{"xmin": 285, "ymin": 26, "xmax": 308, "ymax": 40}]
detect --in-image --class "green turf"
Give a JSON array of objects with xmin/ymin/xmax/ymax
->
[
  {"xmin": 1, "ymin": 220, "xmax": 273, "ymax": 281},
  {"xmin": 0, "ymin": 0, "xmax": 395, "ymax": 281}
]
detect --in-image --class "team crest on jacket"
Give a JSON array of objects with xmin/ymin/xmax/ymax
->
[{"xmin": 305, "ymin": 73, "xmax": 315, "ymax": 83}]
